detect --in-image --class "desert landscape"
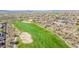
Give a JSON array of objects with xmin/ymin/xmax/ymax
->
[{"xmin": 0, "ymin": 10, "xmax": 79, "ymax": 48}]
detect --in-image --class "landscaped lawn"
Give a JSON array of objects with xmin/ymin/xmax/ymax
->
[{"xmin": 13, "ymin": 21, "xmax": 69, "ymax": 48}]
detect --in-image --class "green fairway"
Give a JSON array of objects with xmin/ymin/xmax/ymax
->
[{"xmin": 13, "ymin": 21, "xmax": 69, "ymax": 48}]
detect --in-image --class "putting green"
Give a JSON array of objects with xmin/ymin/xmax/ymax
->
[{"xmin": 13, "ymin": 21, "xmax": 69, "ymax": 48}]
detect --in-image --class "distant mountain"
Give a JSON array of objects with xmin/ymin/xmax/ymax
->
[
  {"xmin": 0, "ymin": 10, "xmax": 79, "ymax": 13},
  {"xmin": 0, "ymin": 10, "xmax": 34, "ymax": 13}
]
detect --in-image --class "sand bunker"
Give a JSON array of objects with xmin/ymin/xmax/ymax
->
[
  {"xmin": 22, "ymin": 20, "xmax": 32, "ymax": 23},
  {"xmin": 19, "ymin": 32, "xmax": 33, "ymax": 44}
]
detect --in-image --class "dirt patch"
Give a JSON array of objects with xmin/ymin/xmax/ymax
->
[{"xmin": 19, "ymin": 32, "xmax": 33, "ymax": 44}]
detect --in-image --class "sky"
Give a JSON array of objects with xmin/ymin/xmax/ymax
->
[{"xmin": 0, "ymin": 0, "xmax": 79, "ymax": 10}]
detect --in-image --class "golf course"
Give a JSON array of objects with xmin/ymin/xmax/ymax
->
[{"xmin": 13, "ymin": 21, "xmax": 69, "ymax": 48}]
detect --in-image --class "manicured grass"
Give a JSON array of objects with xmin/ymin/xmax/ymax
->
[{"xmin": 13, "ymin": 21, "xmax": 69, "ymax": 48}]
